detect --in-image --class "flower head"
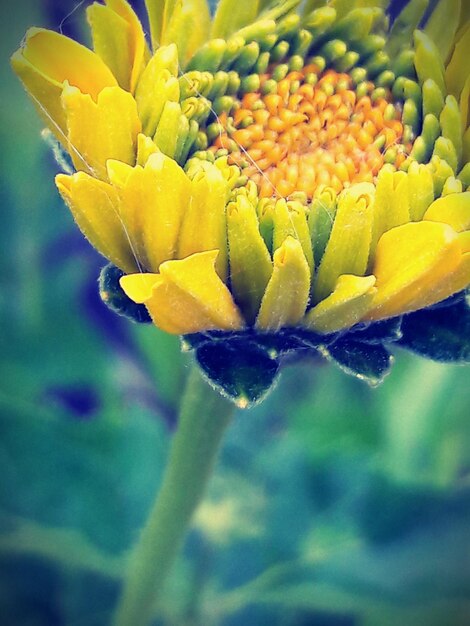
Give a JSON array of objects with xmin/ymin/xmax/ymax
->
[{"xmin": 12, "ymin": 0, "xmax": 470, "ymax": 404}]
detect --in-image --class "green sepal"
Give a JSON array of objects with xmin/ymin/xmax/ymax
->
[
  {"xmin": 183, "ymin": 327, "xmax": 333, "ymax": 356},
  {"xmin": 323, "ymin": 339, "xmax": 393, "ymax": 385},
  {"xmin": 195, "ymin": 338, "xmax": 280, "ymax": 407},
  {"xmin": 350, "ymin": 317, "xmax": 403, "ymax": 345},
  {"xmin": 99, "ymin": 264, "xmax": 152, "ymax": 324},
  {"xmin": 398, "ymin": 296, "xmax": 470, "ymax": 363}
]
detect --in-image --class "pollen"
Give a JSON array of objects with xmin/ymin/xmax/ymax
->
[{"xmin": 210, "ymin": 69, "xmax": 407, "ymax": 199}]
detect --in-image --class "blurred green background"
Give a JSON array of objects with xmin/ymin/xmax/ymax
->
[{"xmin": 1, "ymin": 1, "xmax": 470, "ymax": 625}]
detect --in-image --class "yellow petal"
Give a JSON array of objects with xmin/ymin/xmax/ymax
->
[
  {"xmin": 117, "ymin": 272, "xmax": 161, "ymax": 302},
  {"xmin": 460, "ymin": 74, "xmax": 470, "ymax": 130},
  {"xmin": 425, "ymin": 0, "xmax": 461, "ymax": 62},
  {"xmin": 153, "ymin": 100, "xmax": 184, "ymax": 158},
  {"xmin": 161, "ymin": 0, "xmax": 211, "ymax": 64},
  {"xmin": 61, "ymin": 84, "xmax": 141, "ymax": 180},
  {"xmin": 365, "ymin": 221, "xmax": 463, "ymax": 320},
  {"xmin": 227, "ymin": 195, "xmax": 273, "ymax": 324},
  {"xmin": 391, "ymin": 232, "xmax": 470, "ymax": 308},
  {"xmin": 87, "ymin": 0, "xmax": 148, "ymax": 93},
  {"xmin": 120, "ymin": 251, "xmax": 244, "ymax": 334},
  {"xmin": 304, "ymin": 275, "xmax": 377, "ymax": 334},
  {"xmin": 108, "ymin": 152, "xmax": 191, "ymax": 272},
  {"xmin": 272, "ymin": 200, "xmax": 314, "ymax": 273},
  {"xmin": 55, "ymin": 172, "xmax": 138, "ymax": 273},
  {"xmin": 256, "ymin": 237, "xmax": 311, "ymax": 331},
  {"xmin": 370, "ymin": 166, "xmax": 411, "ymax": 258},
  {"xmin": 136, "ymin": 133, "xmax": 160, "ymax": 166},
  {"xmin": 424, "ymin": 191, "xmax": 470, "ymax": 231},
  {"xmin": 415, "ymin": 252, "xmax": 470, "ymax": 307},
  {"xmin": 145, "ymin": 0, "xmax": 178, "ymax": 49},
  {"xmin": 407, "ymin": 161, "xmax": 435, "ymax": 221},
  {"xmin": 313, "ymin": 183, "xmax": 375, "ymax": 302},
  {"xmin": 446, "ymin": 22, "xmax": 470, "ymax": 100},
  {"xmin": 211, "ymin": 0, "xmax": 260, "ymax": 39},
  {"xmin": 11, "ymin": 27, "xmax": 117, "ymax": 140},
  {"xmin": 178, "ymin": 165, "xmax": 229, "ymax": 280},
  {"xmin": 135, "ymin": 45, "xmax": 180, "ymax": 137}
]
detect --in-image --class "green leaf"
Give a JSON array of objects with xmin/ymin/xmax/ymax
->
[
  {"xmin": 195, "ymin": 338, "xmax": 280, "ymax": 407},
  {"xmin": 325, "ymin": 339, "xmax": 393, "ymax": 384},
  {"xmin": 398, "ymin": 297, "xmax": 470, "ymax": 362}
]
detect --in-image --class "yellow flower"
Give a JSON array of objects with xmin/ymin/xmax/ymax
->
[{"xmin": 11, "ymin": 0, "xmax": 470, "ymax": 399}]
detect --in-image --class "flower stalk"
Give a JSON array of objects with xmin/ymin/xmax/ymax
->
[{"xmin": 113, "ymin": 366, "xmax": 234, "ymax": 626}]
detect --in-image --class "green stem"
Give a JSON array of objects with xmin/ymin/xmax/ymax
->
[{"xmin": 113, "ymin": 367, "xmax": 234, "ymax": 626}]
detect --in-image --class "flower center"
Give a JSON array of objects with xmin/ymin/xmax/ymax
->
[{"xmin": 209, "ymin": 68, "xmax": 407, "ymax": 199}]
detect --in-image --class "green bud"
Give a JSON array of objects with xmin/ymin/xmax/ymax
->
[
  {"xmin": 233, "ymin": 41, "xmax": 260, "ymax": 73},
  {"xmin": 179, "ymin": 119, "xmax": 200, "ymax": 164},
  {"xmin": 289, "ymin": 54, "xmax": 305, "ymax": 71},
  {"xmin": 441, "ymin": 176, "xmax": 463, "ymax": 196},
  {"xmin": 309, "ymin": 55, "xmax": 326, "ymax": 73},
  {"xmin": 375, "ymin": 70, "xmax": 395, "ymax": 88},
  {"xmin": 421, "ymin": 113, "xmax": 441, "ymax": 150},
  {"xmin": 329, "ymin": 8, "xmax": 376, "ymax": 43},
  {"xmin": 179, "ymin": 71, "xmax": 213, "ymax": 99},
  {"xmin": 193, "ymin": 130, "xmax": 209, "ymax": 151},
  {"xmin": 383, "ymin": 103, "xmax": 396, "ymax": 121},
  {"xmin": 320, "ymin": 39, "xmax": 347, "ymax": 64},
  {"xmin": 353, "ymin": 34, "xmax": 386, "ymax": 60},
  {"xmin": 349, "ymin": 66, "xmax": 367, "ymax": 85},
  {"xmin": 272, "ymin": 63, "xmax": 289, "ymax": 81},
  {"xmin": 428, "ymin": 156, "xmax": 455, "ymax": 195},
  {"xmin": 236, "ymin": 19, "xmax": 276, "ymax": 43},
  {"xmin": 174, "ymin": 114, "xmax": 190, "ymax": 163},
  {"xmin": 356, "ymin": 81, "xmax": 370, "ymax": 98},
  {"xmin": 391, "ymin": 49, "xmax": 416, "ymax": 78},
  {"xmin": 270, "ymin": 40, "xmax": 290, "ymax": 62},
  {"xmin": 222, "ymin": 35, "xmax": 246, "ymax": 68},
  {"xmin": 458, "ymin": 163, "xmax": 470, "ymax": 188},
  {"xmin": 255, "ymin": 51, "xmax": 271, "ymax": 74},
  {"xmin": 407, "ymin": 161, "xmax": 435, "ymax": 220},
  {"xmin": 187, "ymin": 38, "xmax": 227, "ymax": 73},
  {"xmin": 413, "ymin": 30, "xmax": 446, "ymax": 94},
  {"xmin": 276, "ymin": 13, "xmax": 301, "ymax": 38},
  {"xmin": 402, "ymin": 98, "xmax": 420, "ymax": 134},
  {"xmin": 257, "ymin": 199, "xmax": 275, "ymax": 253},
  {"xmin": 258, "ymin": 33, "xmax": 279, "ymax": 53},
  {"xmin": 308, "ymin": 188, "xmax": 337, "ymax": 267},
  {"xmin": 303, "ymin": 7, "xmax": 337, "ymax": 37},
  {"xmin": 433, "ymin": 136, "xmax": 458, "ymax": 172},
  {"xmin": 334, "ymin": 50, "xmax": 360, "ymax": 72},
  {"xmin": 226, "ymin": 71, "xmax": 241, "ymax": 94},
  {"xmin": 240, "ymin": 74, "xmax": 261, "ymax": 94},
  {"xmin": 212, "ymin": 95, "xmax": 236, "ymax": 115},
  {"xmin": 392, "ymin": 75, "xmax": 407, "ymax": 100},
  {"xmin": 440, "ymin": 96, "xmax": 463, "ymax": 167},
  {"xmin": 403, "ymin": 79, "xmax": 422, "ymax": 110},
  {"xmin": 291, "ymin": 29, "xmax": 314, "ymax": 57},
  {"xmin": 402, "ymin": 124, "xmax": 415, "ymax": 145},
  {"xmin": 422, "ymin": 83, "xmax": 445, "ymax": 126},
  {"xmin": 365, "ymin": 50, "xmax": 390, "ymax": 77},
  {"xmin": 206, "ymin": 121, "xmax": 224, "ymax": 142},
  {"xmin": 263, "ymin": 0, "xmax": 300, "ymax": 22},
  {"xmin": 371, "ymin": 87, "xmax": 387, "ymax": 103},
  {"xmin": 208, "ymin": 71, "xmax": 230, "ymax": 98},
  {"xmin": 227, "ymin": 195, "xmax": 273, "ymax": 324},
  {"xmin": 261, "ymin": 79, "xmax": 278, "ymax": 95}
]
